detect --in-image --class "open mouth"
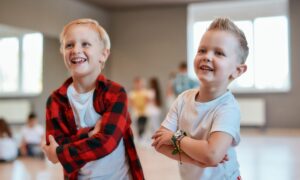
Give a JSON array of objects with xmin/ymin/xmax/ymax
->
[
  {"xmin": 70, "ymin": 57, "xmax": 87, "ymax": 64},
  {"xmin": 200, "ymin": 65, "xmax": 214, "ymax": 71}
]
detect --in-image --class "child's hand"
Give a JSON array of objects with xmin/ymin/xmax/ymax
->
[
  {"xmin": 151, "ymin": 128, "xmax": 173, "ymax": 149},
  {"xmin": 42, "ymin": 135, "xmax": 59, "ymax": 164},
  {"xmin": 88, "ymin": 120, "xmax": 102, "ymax": 137}
]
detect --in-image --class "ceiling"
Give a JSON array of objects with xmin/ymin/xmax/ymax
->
[
  {"xmin": 78, "ymin": 0, "xmax": 212, "ymax": 10},
  {"xmin": 0, "ymin": 24, "xmax": 34, "ymax": 37}
]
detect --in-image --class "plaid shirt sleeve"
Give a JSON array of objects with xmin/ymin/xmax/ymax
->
[
  {"xmin": 45, "ymin": 96, "xmax": 91, "ymax": 146},
  {"xmin": 55, "ymin": 87, "xmax": 129, "ymax": 174}
]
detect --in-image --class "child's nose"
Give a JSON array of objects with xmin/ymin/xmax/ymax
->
[
  {"xmin": 202, "ymin": 52, "xmax": 213, "ymax": 62},
  {"xmin": 71, "ymin": 45, "xmax": 82, "ymax": 54},
  {"xmin": 202, "ymin": 57, "xmax": 211, "ymax": 62}
]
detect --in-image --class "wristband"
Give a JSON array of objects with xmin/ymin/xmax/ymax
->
[{"xmin": 171, "ymin": 130, "xmax": 187, "ymax": 164}]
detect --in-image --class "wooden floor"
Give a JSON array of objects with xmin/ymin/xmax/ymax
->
[{"xmin": 1, "ymin": 128, "xmax": 300, "ymax": 180}]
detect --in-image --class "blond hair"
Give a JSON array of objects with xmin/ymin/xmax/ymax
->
[
  {"xmin": 207, "ymin": 17, "xmax": 249, "ymax": 64},
  {"xmin": 60, "ymin": 18, "xmax": 111, "ymax": 51}
]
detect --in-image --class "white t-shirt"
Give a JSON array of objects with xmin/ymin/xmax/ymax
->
[
  {"xmin": 67, "ymin": 84, "xmax": 130, "ymax": 180},
  {"xmin": 162, "ymin": 89, "xmax": 241, "ymax": 180},
  {"xmin": 0, "ymin": 136, "xmax": 18, "ymax": 161},
  {"xmin": 21, "ymin": 124, "xmax": 44, "ymax": 144}
]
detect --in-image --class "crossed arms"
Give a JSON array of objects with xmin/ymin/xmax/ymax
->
[
  {"xmin": 152, "ymin": 126, "xmax": 232, "ymax": 167},
  {"xmin": 43, "ymin": 87, "xmax": 129, "ymax": 173}
]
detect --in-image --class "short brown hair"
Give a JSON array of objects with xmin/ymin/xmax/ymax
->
[
  {"xmin": 179, "ymin": 61, "xmax": 187, "ymax": 70},
  {"xmin": 28, "ymin": 112, "xmax": 37, "ymax": 121},
  {"xmin": 60, "ymin": 18, "xmax": 111, "ymax": 51},
  {"xmin": 207, "ymin": 17, "xmax": 249, "ymax": 64}
]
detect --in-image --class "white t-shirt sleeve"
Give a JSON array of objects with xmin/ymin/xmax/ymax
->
[
  {"xmin": 161, "ymin": 95, "xmax": 182, "ymax": 132},
  {"xmin": 210, "ymin": 104, "xmax": 241, "ymax": 146}
]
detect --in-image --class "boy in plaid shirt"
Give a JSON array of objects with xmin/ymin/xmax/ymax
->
[{"xmin": 42, "ymin": 18, "xmax": 144, "ymax": 180}]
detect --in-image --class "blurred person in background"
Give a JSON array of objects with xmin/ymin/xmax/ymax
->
[
  {"xmin": 172, "ymin": 61, "xmax": 198, "ymax": 97},
  {"xmin": 19, "ymin": 112, "xmax": 44, "ymax": 158},
  {"xmin": 0, "ymin": 118, "xmax": 18, "ymax": 162},
  {"xmin": 166, "ymin": 71, "xmax": 177, "ymax": 109},
  {"xmin": 146, "ymin": 77, "xmax": 162, "ymax": 135},
  {"xmin": 129, "ymin": 77, "xmax": 149, "ymax": 141}
]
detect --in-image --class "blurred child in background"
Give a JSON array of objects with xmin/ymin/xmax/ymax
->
[
  {"xmin": 129, "ymin": 77, "xmax": 149, "ymax": 140},
  {"xmin": 20, "ymin": 112, "xmax": 44, "ymax": 157},
  {"xmin": 0, "ymin": 118, "xmax": 18, "ymax": 162},
  {"xmin": 146, "ymin": 77, "xmax": 162, "ymax": 134}
]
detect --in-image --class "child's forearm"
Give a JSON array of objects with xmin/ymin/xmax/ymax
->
[
  {"xmin": 46, "ymin": 129, "xmax": 90, "ymax": 145},
  {"xmin": 155, "ymin": 145, "xmax": 209, "ymax": 167},
  {"xmin": 180, "ymin": 137, "xmax": 214, "ymax": 165},
  {"xmin": 180, "ymin": 132, "xmax": 232, "ymax": 166}
]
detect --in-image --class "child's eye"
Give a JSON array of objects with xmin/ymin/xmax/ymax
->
[
  {"xmin": 65, "ymin": 43, "xmax": 74, "ymax": 49},
  {"xmin": 198, "ymin": 48, "xmax": 206, "ymax": 54},
  {"xmin": 82, "ymin": 42, "xmax": 91, "ymax": 47},
  {"xmin": 215, "ymin": 51, "xmax": 225, "ymax": 56}
]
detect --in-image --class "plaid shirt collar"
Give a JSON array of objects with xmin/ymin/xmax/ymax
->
[{"xmin": 56, "ymin": 74, "xmax": 107, "ymax": 97}]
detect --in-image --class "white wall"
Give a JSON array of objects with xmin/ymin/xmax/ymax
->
[
  {"xmin": 0, "ymin": 0, "xmax": 110, "ymax": 38},
  {"xmin": 110, "ymin": 6, "xmax": 187, "ymax": 94}
]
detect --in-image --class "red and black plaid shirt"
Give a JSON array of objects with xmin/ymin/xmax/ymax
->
[{"xmin": 45, "ymin": 74, "xmax": 144, "ymax": 180}]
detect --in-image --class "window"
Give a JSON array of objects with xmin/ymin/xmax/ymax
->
[
  {"xmin": 22, "ymin": 33, "xmax": 43, "ymax": 94},
  {"xmin": 188, "ymin": 0, "xmax": 290, "ymax": 93},
  {"xmin": 0, "ymin": 26, "xmax": 43, "ymax": 96},
  {"xmin": 0, "ymin": 37, "xmax": 19, "ymax": 92}
]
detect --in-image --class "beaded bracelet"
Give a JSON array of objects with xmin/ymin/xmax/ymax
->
[{"xmin": 171, "ymin": 130, "xmax": 187, "ymax": 164}]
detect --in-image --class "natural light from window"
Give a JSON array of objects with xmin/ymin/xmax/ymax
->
[
  {"xmin": 0, "ymin": 38, "xmax": 19, "ymax": 92},
  {"xmin": 0, "ymin": 31, "xmax": 43, "ymax": 96},
  {"xmin": 253, "ymin": 16, "xmax": 289, "ymax": 90},
  {"xmin": 23, "ymin": 33, "xmax": 43, "ymax": 94}
]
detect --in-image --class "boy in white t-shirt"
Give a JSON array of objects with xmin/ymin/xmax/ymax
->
[
  {"xmin": 152, "ymin": 17, "xmax": 248, "ymax": 180},
  {"xmin": 20, "ymin": 113, "xmax": 44, "ymax": 157}
]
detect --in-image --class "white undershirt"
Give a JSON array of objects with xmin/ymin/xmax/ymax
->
[{"xmin": 67, "ymin": 84, "xmax": 130, "ymax": 180}]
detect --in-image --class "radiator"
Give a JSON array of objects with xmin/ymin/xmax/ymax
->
[
  {"xmin": 0, "ymin": 100, "xmax": 31, "ymax": 124},
  {"xmin": 236, "ymin": 98, "xmax": 266, "ymax": 126}
]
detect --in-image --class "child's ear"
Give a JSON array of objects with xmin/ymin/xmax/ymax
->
[
  {"xmin": 230, "ymin": 64, "xmax": 247, "ymax": 80},
  {"xmin": 99, "ymin": 48, "xmax": 110, "ymax": 63}
]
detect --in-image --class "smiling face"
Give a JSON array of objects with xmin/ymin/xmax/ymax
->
[
  {"xmin": 61, "ymin": 24, "xmax": 109, "ymax": 79},
  {"xmin": 194, "ymin": 30, "xmax": 246, "ymax": 90}
]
